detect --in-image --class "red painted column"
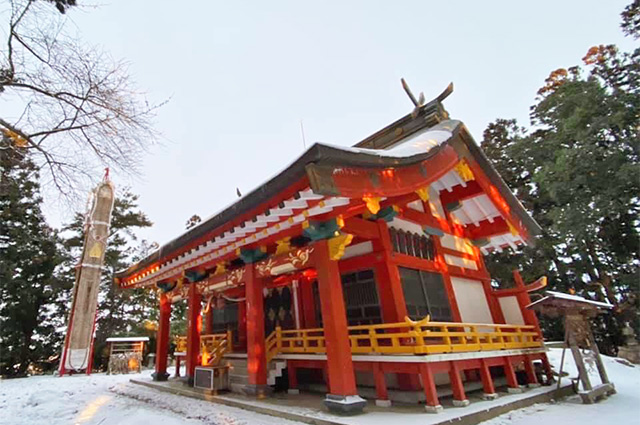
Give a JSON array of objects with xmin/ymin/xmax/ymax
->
[
  {"xmin": 449, "ymin": 362, "xmax": 469, "ymax": 406},
  {"xmin": 375, "ymin": 220, "xmax": 409, "ymax": 322},
  {"xmin": 186, "ymin": 282, "xmax": 202, "ymax": 385},
  {"xmin": 479, "ymin": 360, "xmax": 497, "ymax": 399},
  {"xmin": 245, "ymin": 264, "xmax": 268, "ymax": 395},
  {"xmin": 299, "ymin": 276, "xmax": 317, "ymax": 328},
  {"xmin": 504, "ymin": 357, "xmax": 522, "ymax": 393},
  {"xmin": 237, "ymin": 299, "xmax": 247, "ymax": 351},
  {"xmin": 513, "ymin": 270, "xmax": 542, "ymax": 336},
  {"xmin": 419, "ymin": 363, "xmax": 442, "ymax": 413},
  {"xmin": 524, "ymin": 355, "xmax": 539, "ymax": 386},
  {"xmin": 373, "ymin": 363, "xmax": 390, "ymax": 407},
  {"xmin": 205, "ymin": 297, "xmax": 214, "ymax": 335},
  {"xmin": 375, "ymin": 220, "xmax": 421, "ymax": 391},
  {"xmin": 313, "ymin": 239, "xmax": 365, "ymax": 413},
  {"xmin": 432, "ymin": 236, "xmax": 463, "ymax": 322},
  {"xmin": 152, "ymin": 292, "xmax": 171, "ymax": 381}
]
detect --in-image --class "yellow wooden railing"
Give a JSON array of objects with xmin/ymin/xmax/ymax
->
[
  {"xmin": 174, "ymin": 331, "xmax": 233, "ymax": 366},
  {"xmin": 200, "ymin": 330, "xmax": 233, "ymax": 366},
  {"xmin": 175, "ymin": 336, "xmax": 187, "ymax": 353},
  {"xmin": 266, "ymin": 317, "xmax": 541, "ymax": 361}
]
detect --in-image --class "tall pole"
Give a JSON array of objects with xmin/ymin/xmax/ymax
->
[{"xmin": 59, "ymin": 172, "xmax": 115, "ymax": 376}]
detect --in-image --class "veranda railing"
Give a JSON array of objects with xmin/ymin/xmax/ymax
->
[{"xmin": 266, "ymin": 316, "xmax": 541, "ymax": 362}]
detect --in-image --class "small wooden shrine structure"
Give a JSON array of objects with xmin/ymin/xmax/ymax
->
[
  {"xmin": 528, "ymin": 291, "xmax": 616, "ymax": 404},
  {"xmin": 106, "ymin": 336, "xmax": 149, "ymax": 374}
]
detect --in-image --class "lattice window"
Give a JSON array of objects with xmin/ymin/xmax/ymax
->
[
  {"xmin": 399, "ymin": 267, "xmax": 452, "ymax": 322},
  {"xmin": 389, "ymin": 227, "xmax": 435, "ymax": 260}
]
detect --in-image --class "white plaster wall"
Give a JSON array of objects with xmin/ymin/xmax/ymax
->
[
  {"xmin": 499, "ymin": 296, "xmax": 525, "ymax": 325},
  {"xmin": 444, "ymin": 254, "xmax": 478, "ymax": 270},
  {"xmin": 440, "ymin": 233, "xmax": 475, "ymax": 255},
  {"xmin": 450, "ymin": 277, "xmax": 494, "ymax": 324},
  {"xmin": 342, "ymin": 241, "xmax": 373, "ymax": 259}
]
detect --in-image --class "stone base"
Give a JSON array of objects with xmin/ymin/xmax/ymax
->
[
  {"xmin": 425, "ymin": 404, "xmax": 444, "ymax": 413},
  {"xmin": 324, "ymin": 394, "xmax": 367, "ymax": 415},
  {"xmin": 528, "ymin": 383, "xmax": 542, "ymax": 388},
  {"xmin": 242, "ymin": 384, "xmax": 273, "ymax": 398},
  {"xmin": 287, "ymin": 388, "xmax": 300, "ymax": 395},
  {"xmin": 507, "ymin": 387, "xmax": 524, "ymax": 394},
  {"xmin": 483, "ymin": 393, "xmax": 499, "ymax": 400},
  {"xmin": 453, "ymin": 399, "xmax": 470, "ymax": 407},
  {"xmin": 151, "ymin": 371, "xmax": 169, "ymax": 382},
  {"xmin": 375, "ymin": 399, "xmax": 392, "ymax": 407}
]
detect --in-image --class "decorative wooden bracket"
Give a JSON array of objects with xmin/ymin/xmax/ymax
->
[{"xmin": 328, "ymin": 233, "xmax": 354, "ymax": 260}]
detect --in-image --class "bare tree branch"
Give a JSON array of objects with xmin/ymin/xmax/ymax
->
[{"xmin": 0, "ymin": 0, "xmax": 163, "ymax": 201}]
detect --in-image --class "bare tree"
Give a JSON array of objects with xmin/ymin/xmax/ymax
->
[{"xmin": 0, "ymin": 0, "xmax": 163, "ymax": 198}]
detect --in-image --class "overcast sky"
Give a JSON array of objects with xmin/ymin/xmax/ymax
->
[{"xmin": 45, "ymin": 0, "xmax": 635, "ymax": 247}]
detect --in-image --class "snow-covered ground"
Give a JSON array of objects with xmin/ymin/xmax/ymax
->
[
  {"xmin": 0, "ymin": 367, "xmax": 304, "ymax": 425},
  {"xmin": 482, "ymin": 348, "xmax": 640, "ymax": 425},
  {"xmin": 0, "ymin": 350, "xmax": 638, "ymax": 425}
]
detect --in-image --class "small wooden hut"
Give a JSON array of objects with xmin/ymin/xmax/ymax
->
[{"xmin": 106, "ymin": 337, "xmax": 149, "ymax": 374}]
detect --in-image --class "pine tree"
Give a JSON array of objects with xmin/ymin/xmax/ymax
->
[
  {"xmin": 482, "ymin": 3, "xmax": 639, "ymax": 353},
  {"xmin": 0, "ymin": 142, "xmax": 68, "ymax": 377}
]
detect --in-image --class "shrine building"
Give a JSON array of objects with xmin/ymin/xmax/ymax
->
[{"xmin": 115, "ymin": 92, "xmax": 552, "ymax": 414}]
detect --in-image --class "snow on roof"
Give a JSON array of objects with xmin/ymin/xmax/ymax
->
[
  {"xmin": 528, "ymin": 290, "xmax": 614, "ymax": 310},
  {"xmin": 106, "ymin": 337, "xmax": 150, "ymax": 342}
]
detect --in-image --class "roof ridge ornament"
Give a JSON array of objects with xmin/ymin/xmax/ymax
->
[{"xmin": 401, "ymin": 78, "xmax": 454, "ymax": 119}]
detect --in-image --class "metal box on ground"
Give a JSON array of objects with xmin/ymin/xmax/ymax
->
[{"xmin": 194, "ymin": 366, "xmax": 230, "ymax": 394}]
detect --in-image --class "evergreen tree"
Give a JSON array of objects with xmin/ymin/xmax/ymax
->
[
  {"xmin": 0, "ymin": 142, "xmax": 68, "ymax": 377},
  {"xmin": 63, "ymin": 190, "xmax": 155, "ymax": 371},
  {"xmin": 482, "ymin": 3, "xmax": 639, "ymax": 353}
]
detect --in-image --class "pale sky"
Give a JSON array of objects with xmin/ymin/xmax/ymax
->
[{"xmin": 45, "ymin": 0, "xmax": 635, "ymax": 247}]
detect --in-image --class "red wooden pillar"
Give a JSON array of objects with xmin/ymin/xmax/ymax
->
[
  {"xmin": 299, "ymin": 275, "xmax": 317, "ymax": 328},
  {"xmin": 432, "ymin": 236, "xmax": 463, "ymax": 322},
  {"xmin": 479, "ymin": 360, "xmax": 498, "ymax": 400},
  {"xmin": 237, "ymin": 299, "xmax": 247, "ymax": 351},
  {"xmin": 375, "ymin": 220, "xmax": 421, "ymax": 391},
  {"xmin": 504, "ymin": 357, "xmax": 522, "ymax": 393},
  {"xmin": 513, "ymin": 270, "xmax": 542, "ymax": 336},
  {"xmin": 524, "ymin": 355, "xmax": 540, "ymax": 387},
  {"xmin": 314, "ymin": 239, "xmax": 366, "ymax": 414},
  {"xmin": 205, "ymin": 297, "xmax": 214, "ymax": 335},
  {"xmin": 373, "ymin": 363, "xmax": 390, "ymax": 407},
  {"xmin": 419, "ymin": 363, "xmax": 442, "ymax": 413},
  {"xmin": 152, "ymin": 292, "xmax": 171, "ymax": 381},
  {"xmin": 244, "ymin": 264, "xmax": 269, "ymax": 396},
  {"xmin": 540, "ymin": 353, "xmax": 554, "ymax": 384},
  {"xmin": 449, "ymin": 362, "xmax": 469, "ymax": 407},
  {"xmin": 174, "ymin": 356, "xmax": 181, "ymax": 378},
  {"xmin": 375, "ymin": 220, "xmax": 409, "ymax": 322},
  {"xmin": 186, "ymin": 282, "xmax": 202, "ymax": 385},
  {"xmin": 287, "ymin": 363, "xmax": 299, "ymax": 395}
]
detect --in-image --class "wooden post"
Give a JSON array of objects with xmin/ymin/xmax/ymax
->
[
  {"xmin": 186, "ymin": 282, "xmax": 201, "ymax": 385},
  {"xmin": 299, "ymin": 275, "xmax": 317, "ymax": 328},
  {"xmin": 237, "ymin": 300, "xmax": 247, "ymax": 351},
  {"xmin": 373, "ymin": 363, "xmax": 390, "ymax": 407},
  {"xmin": 244, "ymin": 264, "xmax": 269, "ymax": 396},
  {"xmin": 524, "ymin": 355, "xmax": 540, "ymax": 387},
  {"xmin": 313, "ymin": 239, "xmax": 366, "ymax": 414},
  {"xmin": 152, "ymin": 292, "xmax": 171, "ymax": 381},
  {"xmin": 504, "ymin": 357, "xmax": 522, "ymax": 393},
  {"xmin": 480, "ymin": 359, "xmax": 498, "ymax": 399},
  {"xmin": 375, "ymin": 220, "xmax": 421, "ymax": 391},
  {"xmin": 449, "ymin": 362, "xmax": 469, "ymax": 406},
  {"xmin": 287, "ymin": 363, "xmax": 299, "ymax": 395},
  {"xmin": 420, "ymin": 363, "xmax": 442, "ymax": 413}
]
